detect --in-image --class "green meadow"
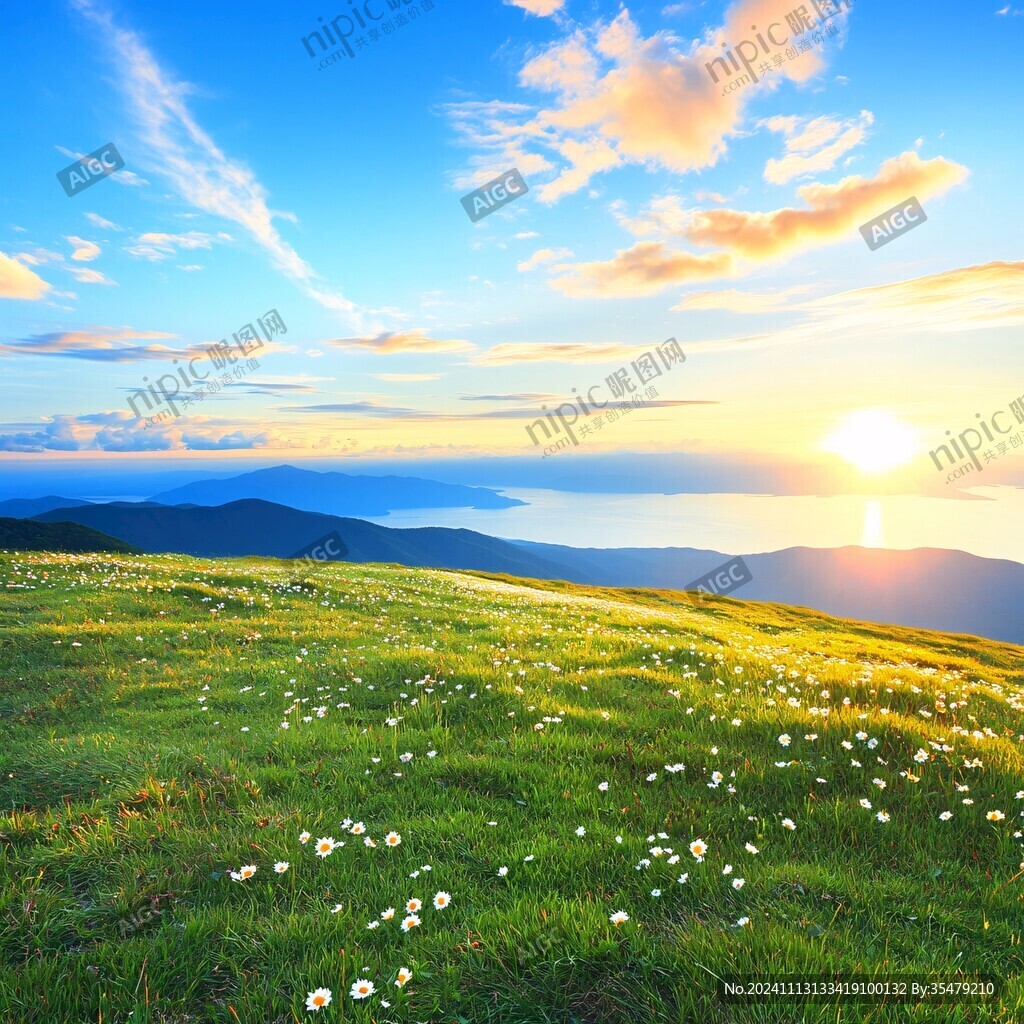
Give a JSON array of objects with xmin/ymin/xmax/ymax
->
[{"xmin": 0, "ymin": 550, "xmax": 1022, "ymax": 1023}]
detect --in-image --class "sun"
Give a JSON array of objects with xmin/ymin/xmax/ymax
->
[{"xmin": 821, "ymin": 409, "xmax": 918, "ymax": 473}]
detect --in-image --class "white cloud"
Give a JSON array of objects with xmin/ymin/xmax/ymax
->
[
  {"xmin": 66, "ymin": 236, "xmax": 102, "ymax": 261},
  {"xmin": 124, "ymin": 231, "xmax": 225, "ymax": 261},
  {"xmin": 517, "ymin": 246, "xmax": 574, "ymax": 271},
  {"xmin": 671, "ymin": 285, "xmax": 816, "ymax": 312},
  {"xmin": 504, "ymin": 0, "xmax": 566, "ymax": 15},
  {"xmin": 69, "ymin": 0, "xmax": 365, "ymax": 326},
  {"xmin": 760, "ymin": 111, "xmax": 874, "ymax": 185},
  {"xmin": 84, "ymin": 212, "xmax": 122, "ymax": 230},
  {"xmin": 70, "ymin": 267, "xmax": 117, "ymax": 285}
]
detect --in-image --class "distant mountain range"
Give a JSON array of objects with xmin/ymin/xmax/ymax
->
[
  {"xmin": 31, "ymin": 499, "xmax": 573, "ymax": 579},
  {"xmin": 0, "ymin": 496, "xmax": 93, "ymax": 518},
  {"xmin": 20, "ymin": 497, "xmax": 1024, "ymax": 646},
  {"xmin": 147, "ymin": 465, "xmax": 525, "ymax": 516},
  {"xmin": 516, "ymin": 540, "xmax": 1024, "ymax": 646}
]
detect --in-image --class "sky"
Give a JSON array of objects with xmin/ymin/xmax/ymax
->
[{"xmin": 1, "ymin": 0, "xmax": 1023, "ymax": 496}]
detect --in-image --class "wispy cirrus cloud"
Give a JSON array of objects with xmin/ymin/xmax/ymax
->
[
  {"xmin": 84, "ymin": 212, "xmax": 122, "ymax": 231},
  {"xmin": 235, "ymin": 376, "xmax": 327, "ymax": 396},
  {"xmin": 759, "ymin": 110, "xmax": 874, "ymax": 185},
  {"xmin": 0, "ymin": 327, "xmax": 192, "ymax": 362},
  {"xmin": 124, "ymin": 231, "xmax": 229, "ymax": 261},
  {"xmin": 69, "ymin": 267, "xmax": 117, "ymax": 286},
  {"xmin": 279, "ymin": 397, "xmax": 717, "ymax": 422},
  {"xmin": 672, "ymin": 285, "xmax": 817, "ymax": 313},
  {"xmin": 469, "ymin": 399, "xmax": 716, "ymax": 419},
  {"xmin": 280, "ymin": 400, "xmax": 441, "ymax": 419},
  {"xmin": 611, "ymin": 195, "xmax": 691, "ymax": 238},
  {"xmin": 459, "ymin": 393, "xmax": 558, "ymax": 401},
  {"xmin": 374, "ymin": 373, "xmax": 445, "ymax": 382},
  {"xmin": 680, "ymin": 261, "xmax": 1024, "ymax": 355},
  {"xmin": 55, "ymin": 144, "xmax": 148, "ymax": 188},
  {"xmin": 326, "ymin": 330, "xmax": 475, "ymax": 355},
  {"xmin": 69, "ymin": 0, "xmax": 364, "ymax": 324},
  {"xmin": 802, "ymin": 260, "xmax": 1024, "ymax": 335},
  {"xmin": 472, "ymin": 341, "xmax": 658, "ymax": 365}
]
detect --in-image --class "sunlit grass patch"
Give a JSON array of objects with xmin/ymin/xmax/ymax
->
[{"xmin": 0, "ymin": 550, "xmax": 1022, "ymax": 1023}]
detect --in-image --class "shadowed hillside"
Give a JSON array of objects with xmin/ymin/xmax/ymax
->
[{"xmin": 0, "ymin": 516, "xmax": 140, "ymax": 554}]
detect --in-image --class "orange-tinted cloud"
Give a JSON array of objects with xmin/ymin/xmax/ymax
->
[
  {"xmin": 0, "ymin": 252, "xmax": 51, "ymax": 300},
  {"xmin": 518, "ymin": 247, "xmax": 574, "ymax": 271},
  {"xmin": 473, "ymin": 340, "xmax": 658, "ymax": 365},
  {"xmin": 550, "ymin": 242, "xmax": 733, "ymax": 298},
  {"xmin": 551, "ymin": 151, "xmax": 968, "ymax": 297},
  {"xmin": 805, "ymin": 260, "xmax": 1024, "ymax": 335},
  {"xmin": 685, "ymin": 151, "xmax": 969, "ymax": 259},
  {"xmin": 505, "ymin": 0, "xmax": 565, "ymax": 15},
  {"xmin": 374, "ymin": 373, "xmax": 445, "ymax": 382},
  {"xmin": 677, "ymin": 261, "xmax": 1024, "ymax": 354},
  {"xmin": 450, "ymin": 2, "xmax": 854, "ymax": 204},
  {"xmin": 671, "ymin": 285, "xmax": 816, "ymax": 312},
  {"xmin": 327, "ymin": 330, "xmax": 476, "ymax": 355},
  {"xmin": 0, "ymin": 327, "xmax": 182, "ymax": 361},
  {"xmin": 67, "ymin": 236, "xmax": 102, "ymax": 262}
]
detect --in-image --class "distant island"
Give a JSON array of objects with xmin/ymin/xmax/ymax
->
[{"xmin": 147, "ymin": 464, "xmax": 527, "ymax": 517}]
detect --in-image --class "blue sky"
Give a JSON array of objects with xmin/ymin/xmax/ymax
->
[{"xmin": 1, "ymin": 0, "xmax": 1022, "ymax": 490}]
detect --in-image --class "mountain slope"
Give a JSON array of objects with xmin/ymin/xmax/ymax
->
[
  {"xmin": 0, "ymin": 516, "xmax": 140, "ymax": 553},
  {"xmin": 31, "ymin": 500, "xmax": 1024, "ymax": 644},
  {"xmin": 0, "ymin": 495, "xmax": 93, "ymax": 518},
  {"xmin": 512, "ymin": 540, "xmax": 1024, "ymax": 644},
  {"xmin": 147, "ymin": 464, "xmax": 526, "ymax": 516},
  {"xmin": 32, "ymin": 498, "xmax": 578, "ymax": 580}
]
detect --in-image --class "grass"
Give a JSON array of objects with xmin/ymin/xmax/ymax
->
[{"xmin": 0, "ymin": 549, "xmax": 1022, "ymax": 1023}]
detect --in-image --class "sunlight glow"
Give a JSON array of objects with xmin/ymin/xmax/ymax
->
[
  {"xmin": 861, "ymin": 500, "xmax": 884, "ymax": 547},
  {"xmin": 822, "ymin": 410, "xmax": 919, "ymax": 474}
]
